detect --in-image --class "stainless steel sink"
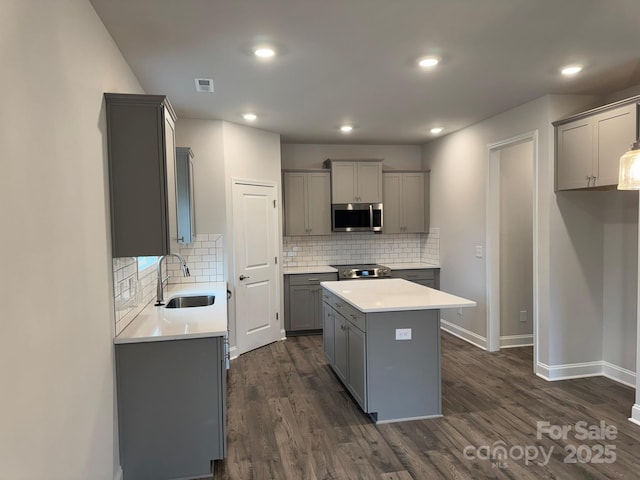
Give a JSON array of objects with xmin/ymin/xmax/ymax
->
[{"xmin": 165, "ymin": 295, "xmax": 215, "ymax": 309}]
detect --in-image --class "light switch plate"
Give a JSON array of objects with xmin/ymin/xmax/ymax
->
[
  {"xmin": 475, "ymin": 246, "xmax": 483, "ymax": 258},
  {"xmin": 395, "ymin": 328, "xmax": 412, "ymax": 340}
]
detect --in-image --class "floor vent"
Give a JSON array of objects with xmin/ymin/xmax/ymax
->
[{"xmin": 194, "ymin": 78, "xmax": 214, "ymax": 93}]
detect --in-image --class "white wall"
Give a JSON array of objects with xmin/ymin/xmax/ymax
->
[
  {"xmin": 175, "ymin": 119, "xmax": 226, "ymax": 236},
  {"xmin": 0, "ymin": 1, "xmax": 143, "ymax": 479},
  {"xmin": 422, "ymin": 94, "xmax": 600, "ymax": 371},
  {"xmin": 281, "ymin": 144, "xmax": 422, "ymax": 170},
  {"xmin": 499, "ymin": 141, "xmax": 534, "ymax": 338},
  {"xmin": 222, "ymin": 122, "xmax": 282, "ymax": 350},
  {"xmin": 602, "ymin": 191, "xmax": 638, "ymax": 373}
]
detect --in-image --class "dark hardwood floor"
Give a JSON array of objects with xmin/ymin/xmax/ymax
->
[{"xmin": 212, "ymin": 332, "xmax": 640, "ymax": 479}]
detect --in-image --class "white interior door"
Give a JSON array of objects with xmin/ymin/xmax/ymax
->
[{"xmin": 232, "ymin": 182, "xmax": 280, "ymax": 354}]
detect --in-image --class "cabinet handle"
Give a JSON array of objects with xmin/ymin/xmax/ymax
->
[
  {"xmin": 350, "ymin": 314, "xmax": 358, "ymax": 320},
  {"xmin": 307, "ymin": 278, "xmax": 319, "ymax": 281},
  {"xmin": 335, "ymin": 302, "xmax": 343, "ymax": 307},
  {"xmin": 178, "ymin": 236, "xmax": 185, "ymax": 242}
]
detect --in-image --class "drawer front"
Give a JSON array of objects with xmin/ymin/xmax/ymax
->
[
  {"xmin": 288, "ymin": 272, "xmax": 338, "ymax": 286},
  {"xmin": 391, "ymin": 268, "xmax": 436, "ymax": 281},
  {"xmin": 333, "ymin": 297, "xmax": 366, "ymax": 332}
]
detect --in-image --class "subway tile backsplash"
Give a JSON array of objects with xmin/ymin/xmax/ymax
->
[
  {"xmin": 283, "ymin": 228, "xmax": 440, "ymax": 267},
  {"xmin": 165, "ymin": 233, "xmax": 225, "ymax": 284},
  {"xmin": 112, "ymin": 233, "xmax": 225, "ymax": 336}
]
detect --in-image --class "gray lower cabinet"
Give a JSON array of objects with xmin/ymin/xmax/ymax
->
[
  {"xmin": 391, "ymin": 268, "xmax": 440, "ymax": 289},
  {"xmin": 322, "ymin": 289, "xmax": 441, "ymax": 423},
  {"xmin": 105, "ymin": 93, "xmax": 178, "ymax": 257},
  {"xmin": 284, "ymin": 272, "xmax": 338, "ymax": 334},
  {"xmin": 116, "ymin": 337, "xmax": 226, "ymax": 480}
]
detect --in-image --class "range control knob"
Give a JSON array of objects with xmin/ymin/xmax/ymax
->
[{"xmin": 342, "ymin": 270, "xmax": 350, "ymax": 277}]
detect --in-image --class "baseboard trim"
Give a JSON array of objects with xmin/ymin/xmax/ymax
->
[
  {"xmin": 114, "ymin": 467, "xmax": 123, "ymax": 480},
  {"xmin": 536, "ymin": 360, "xmax": 603, "ymax": 381},
  {"xmin": 536, "ymin": 360, "xmax": 636, "ymax": 388},
  {"xmin": 229, "ymin": 345, "xmax": 238, "ymax": 361},
  {"xmin": 602, "ymin": 361, "xmax": 636, "ymax": 388},
  {"xmin": 630, "ymin": 404, "xmax": 640, "ymax": 426},
  {"xmin": 440, "ymin": 319, "xmax": 487, "ymax": 350},
  {"xmin": 500, "ymin": 334, "xmax": 533, "ymax": 348}
]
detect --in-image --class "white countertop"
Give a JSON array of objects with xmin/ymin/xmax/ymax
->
[
  {"xmin": 321, "ymin": 278, "xmax": 475, "ymax": 313},
  {"xmin": 115, "ymin": 282, "xmax": 227, "ymax": 344},
  {"xmin": 384, "ymin": 262, "xmax": 441, "ymax": 270},
  {"xmin": 283, "ymin": 266, "xmax": 338, "ymax": 275}
]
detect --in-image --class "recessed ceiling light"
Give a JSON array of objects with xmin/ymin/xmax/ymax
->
[
  {"xmin": 561, "ymin": 65, "xmax": 582, "ymax": 76},
  {"xmin": 340, "ymin": 125, "xmax": 354, "ymax": 133},
  {"xmin": 430, "ymin": 127, "xmax": 444, "ymax": 135},
  {"xmin": 418, "ymin": 56, "xmax": 440, "ymax": 68},
  {"xmin": 242, "ymin": 113, "xmax": 257, "ymax": 121},
  {"xmin": 254, "ymin": 47, "xmax": 276, "ymax": 58}
]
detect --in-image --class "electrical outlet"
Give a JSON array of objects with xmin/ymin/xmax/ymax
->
[
  {"xmin": 395, "ymin": 328, "xmax": 412, "ymax": 340},
  {"xmin": 519, "ymin": 310, "xmax": 527, "ymax": 323}
]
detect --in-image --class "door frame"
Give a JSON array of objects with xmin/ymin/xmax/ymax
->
[
  {"xmin": 485, "ymin": 131, "xmax": 539, "ymax": 367},
  {"xmin": 230, "ymin": 178, "xmax": 283, "ymax": 357}
]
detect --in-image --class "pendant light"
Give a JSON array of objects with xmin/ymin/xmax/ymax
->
[{"xmin": 618, "ymin": 140, "xmax": 640, "ymax": 190}]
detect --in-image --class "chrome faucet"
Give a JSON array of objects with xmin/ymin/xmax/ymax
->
[{"xmin": 155, "ymin": 253, "xmax": 190, "ymax": 306}]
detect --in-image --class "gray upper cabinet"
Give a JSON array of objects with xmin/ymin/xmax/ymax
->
[
  {"xmin": 283, "ymin": 171, "xmax": 331, "ymax": 236},
  {"xmin": 383, "ymin": 171, "xmax": 428, "ymax": 233},
  {"xmin": 328, "ymin": 160, "xmax": 383, "ymax": 203},
  {"xmin": 555, "ymin": 99, "xmax": 638, "ymax": 191},
  {"xmin": 175, "ymin": 147, "xmax": 196, "ymax": 244},
  {"xmin": 105, "ymin": 93, "xmax": 178, "ymax": 257}
]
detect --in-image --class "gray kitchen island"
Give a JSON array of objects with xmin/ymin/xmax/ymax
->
[{"xmin": 321, "ymin": 278, "xmax": 476, "ymax": 423}]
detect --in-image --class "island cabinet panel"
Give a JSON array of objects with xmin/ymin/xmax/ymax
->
[
  {"xmin": 555, "ymin": 100, "xmax": 638, "ymax": 191},
  {"xmin": 322, "ymin": 296, "xmax": 335, "ymax": 363},
  {"xmin": 285, "ymin": 272, "xmax": 338, "ymax": 335},
  {"xmin": 116, "ymin": 336, "xmax": 226, "ymax": 480},
  {"xmin": 333, "ymin": 312, "xmax": 348, "ymax": 383},
  {"xmin": 322, "ymin": 289, "xmax": 442, "ymax": 422}
]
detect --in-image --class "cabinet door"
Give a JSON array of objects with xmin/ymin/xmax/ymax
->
[
  {"xmin": 176, "ymin": 148, "xmax": 195, "ymax": 244},
  {"xmin": 347, "ymin": 323, "xmax": 367, "ymax": 410},
  {"xmin": 322, "ymin": 303, "xmax": 335, "ymax": 363},
  {"xmin": 312, "ymin": 286, "xmax": 324, "ymax": 329},
  {"xmin": 382, "ymin": 173, "xmax": 402, "ymax": 233},
  {"xmin": 289, "ymin": 285, "xmax": 316, "ymax": 331},
  {"xmin": 331, "ymin": 162, "xmax": 357, "ymax": 203},
  {"xmin": 333, "ymin": 313, "xmax": 348, "ymax": 382},
  {"xmin": 357, "ymin": 162, "xmax": 383, "ymax": 203},
  {"xmin": 593, "ymin": 104, "xmax": 637, "ymax": 187},
  {"xmin": 164, "ymin": 110, "xmax": 179, "ymax": 250},
  {"xmin": 402, "ymin": 172, "xmax": 425, "ymax": 233},
  {"xmin": 556, "ymin": 118, "xmax": 592, "ymax": 191},
  {"xmin": 307, "ymin": 172, "xmax": 331, "ymax": 235},
  {"xmin": 283, "ymin": 172, "xmax": 307, "ymax": 236}
]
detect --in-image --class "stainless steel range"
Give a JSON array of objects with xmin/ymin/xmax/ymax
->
[{"xmin": 331, "ymin": 264, "xmax": 392, "ymax": 280}]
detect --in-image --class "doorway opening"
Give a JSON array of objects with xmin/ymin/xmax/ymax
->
[{"xmin": 486, "ymin": 131, "xmax": 538, "ymax": 369}]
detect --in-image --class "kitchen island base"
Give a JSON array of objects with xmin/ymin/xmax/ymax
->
[{"xmin": 323, "ymin": 291, "xmax": 442, "ymax": 423}]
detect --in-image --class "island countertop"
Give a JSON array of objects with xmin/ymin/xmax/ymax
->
[{"xmin": 320, "ymin": 278, "xmax": 476, "ymax": 313}]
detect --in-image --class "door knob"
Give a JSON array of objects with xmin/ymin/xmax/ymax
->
[{"xmin": 239, "ymin": 275, "xmax": 250, "ymax": 281}]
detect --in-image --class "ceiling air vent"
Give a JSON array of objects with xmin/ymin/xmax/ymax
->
[{"xmin": 194, "ymin": 78, "xmax": 214, "ymax": 93}]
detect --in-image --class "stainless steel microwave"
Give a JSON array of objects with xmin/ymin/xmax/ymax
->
[{"xmin": 332, "ymin": 203, "xmax": 383, "ymax": 233}]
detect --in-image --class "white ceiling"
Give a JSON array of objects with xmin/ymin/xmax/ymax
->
[{"xmin": 90, "ymin": 0, "xmax": 640, "ymax": 144}]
